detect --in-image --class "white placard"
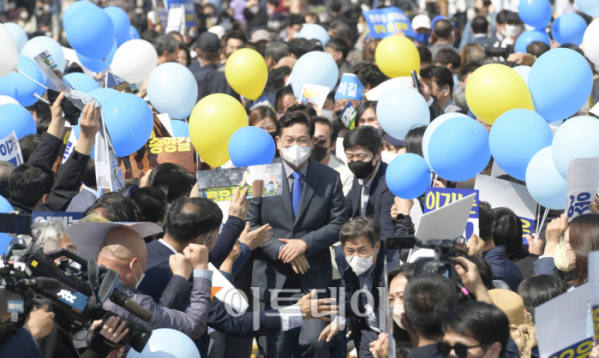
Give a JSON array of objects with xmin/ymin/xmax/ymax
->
[
  {"xmin": 0, "ymin": 131, "xmax": 24, "ymax": 167},
  {"xmin": 209, "ymin": 262, "xmax": 249, "ymax": 312},
  {"xmin": 474, "ymin": 174, "xmax": 536, "ymax": 219},
  {"xmin": 415, "ymin": 194, "xmax": 475, "ymax": 243},
  {"xmin": 565, "ymin": 158, "xmax": 599, "ymax": 221}
]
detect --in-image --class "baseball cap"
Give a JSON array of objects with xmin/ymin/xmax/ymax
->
[
  {"xmin": 251, "ymin": 29, "xmax": 271, "ymax": 43},
  {"xmin": 199, "ymin": 32, "xmax": 221, "ymax": 52},
  {"xmin": 412, "ymin": 15, "xmax": 431, "ymax": 31},
  {"xmin": 208, "ymin": 25, "xmax": 226, "ymax": 40}
]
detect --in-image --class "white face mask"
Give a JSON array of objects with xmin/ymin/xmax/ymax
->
[
  {"xmin": 345, "ymin": 254, "xmax": 374, "ymax": 276},
  {"xmin": 357, "ymin": 23, "xmax": 365, "ymax": 34},
  {"xmin": 393, "ymin": 303, "xmax": 405, "ymax": 329},
  {"xmin": 321, "ymin": 109, "xmax": 334, "ymax": 122},
  {"xmin": 381, "ymin": 151, "xmax": 399, "ymax": 164},
  {"xmin": 131, "ymin": 261, "xmax": 145, "ymax": 289},
  {"xmin": 281, "ymin": 144, "xmax": 311, "ymax": 167},
  {"xmin": 504, "ymin": 24, "xmax": 521, "ymax": 38},
  {"xmin": 250, "ymin": 5, "xmax": 260, "ymax": 14}
]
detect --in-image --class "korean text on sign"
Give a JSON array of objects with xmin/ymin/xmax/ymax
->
[
  {"xmin": 149, "ymin": 137, "xmax": 192, "ymax": 154},
  {"xmin": 363, "ymin": 7, "xmax": 414, "ymax": 39},
  {"xmin": 424, "ymin": 187, "xmax": 479, "ymax": 239}
]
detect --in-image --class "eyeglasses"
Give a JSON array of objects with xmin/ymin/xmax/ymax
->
[
  {"xmin": 195, "ymin": 231, "xmax": 216, "ymax": 245},
  {"xmin": 436, "ymin": 341, "xmax": 486, "ymax": 358}
]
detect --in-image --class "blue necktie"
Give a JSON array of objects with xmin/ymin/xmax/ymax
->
[{"xmin": 292, "ymin": 171, "xmax": 303, "ymax": 217}]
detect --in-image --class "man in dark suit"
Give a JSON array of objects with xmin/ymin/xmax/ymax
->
[
  {"xmin": 471, "ymin": 16, "xmax": 493, "ymax": 47},
  {"xmin": 319, "ymin": 217, "xmax": 386, "ymax": 358},
  {"xmin": 247, "ymin": 110, "xmax": 349, "ymax": 358},
  {"xmin": 344, "ymin": 126, "xmax": 397, "ymax": 270}
]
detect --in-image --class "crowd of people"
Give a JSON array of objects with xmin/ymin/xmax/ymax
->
[{"xmin": 1, "ymin": 0, "xmax": 599, "ymax": 358}]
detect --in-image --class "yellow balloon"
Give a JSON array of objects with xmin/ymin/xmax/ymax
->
[
  {"xmin": 375, "ymin": 35, "xmax": 420, "ymax": 78},
  {"xmin": 465, "ymin": 64, "xmax": 535, "ymax": 125},
  {"xmin": 189, "ymin": 94, "xmax": 247, "ymax": 168},
  {"xmin": 225, "ymin": 48, "xmax": 268, "ymax": 101}
]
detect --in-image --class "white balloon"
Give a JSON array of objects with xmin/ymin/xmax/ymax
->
[
  {"xmin": 3, "ymin": 23, "xmax": 28, "ymax": 53},
  {"xmin": 0, "ymin": 96, "xmax": 20, "ymax": 106},
  {"xmin": 583, "ymin": 19, "xmax": 599, "ymax": 65},
  {"xmin": 0, "ymin": 24, "xmax": 19, "ymax": 78},
  {"xmin": 111, "ymin": 40, "xmax": 157, "ymax": 83}
]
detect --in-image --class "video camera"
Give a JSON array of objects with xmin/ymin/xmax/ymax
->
[
  {"xmin": 0, "ymin": 213, "xmax": 152, "ymax": 352},
  {"xmin": 386, "ymin": 235, "xmax": 466, "ymax": 280},
  {"xmin": 484, "ymin": 45, "xmax": 513, "ymax": 59}
]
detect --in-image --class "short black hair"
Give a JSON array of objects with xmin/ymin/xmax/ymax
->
[
  {"xmin": 388, "ymin": 263, "xmax": 415, "ymax": 284},
  {"xmin": 471, "ymin": 16, "xmax": 489, "ymax": 34},
  {"xmin": 0, "ymin": 161, "xmax": 15, "ymax": 199},
  {"xmin": 287, "ymin": 14, "xmax": 305, "ymax": 27},
  {"xmin": 265, "ymin": 41, "xmax": 290, "ymax": 63},
  {"xmin": 330, "ymin": 1, "xmax": 342, "ymax": 13},
  {"xmin": 165, "ymin": 197, "xmax": 223, "ymax": 244},
  {"xmin": 277, "ymin": 110, "xmax": 315, "ymax": 138},
  {"xmin": 353, "ymin": 63, "xmax": 388, "ymax": 89},
  {"xmin": 19, "ymin": 134, "xmax": 41, "ymax": 162},
  {"xmin": 459, "ymin": 62, "xmax": 481, "ymax": 82},
  {"xmin": 419, "ymin": 65, "xmax": 436, "ymax": 79},
  {"xmin": 404, "ymin": 274, "xmax": 459, "ymax": 339},
  {"xmin": 430, "ymin": 66, "xmax": 454, "ymax": 95},
  {"xmin": 492, "ymin": 207, "xmax": 522, "ymax": 255},
  {"xmin": 405, "ymin": 126, "xmax": 427, "ymax": 158},
  {"xmin": 343, "ymin": 125, "xmax": 383, "ymax": 156},
  {"xmin": 223, "ymin": 29, "xmax": 248, "ymax": 44},
  {"xmin": 526, "ymin": 41, "xmax": 550, "ymax": 58},
  {"xmin": 434, "ymin": 48, "xmax": 461, "ymax": 70},
  {"xmin": 275, "ymin": 85, "xmax": 295, "ymax": 112},
  {"xmin": 141, "ymin": 29, "xmax": 160, "ymax": 44},
  {"xmin": 433, "ymin": 19, "xmax": 453, "ymax": 40},
  {"xmin": 325, "ymin": 37, "xmax": 350, "ymax": 59},
  {"xmin": 329, "ymin": 21, "xmax": 352, "ymax": 41},
  {"xmin": 312, "ymin": 116, "xmax": 338, "ymax": 144},
  {"xmin": 154, "ymin": 35, "xmax": 180, "ymax": 56},
  {"xmin": 442, "ymin": 301, "xmax": 510, "ymax": 358},
  {"xmin": 9, "ymin": 164, "xmax": 54, "ymax": 209},
  {"xmin": 339, "ymin": 216, "xmax": 380, "ymax": 248},
  {"xmin": 84, "ymin": 194, "xmax": 141, "ymax": 222},
  {"xmin": 496, "ymin": 10, "xmax": 510, "ymax": 25},
  {"xmin": 83, "ymin": 159, "xmax": 96, "ymax": 188},
  {"xmin": 455, "ymin": 251, "xmax": 494, "ymax": 290},
  {"xmin": 131, "ymin": 187, "xmax": 168, "ymax": 224},
  {"xmin": 518, "ymin": 275, "xmax": 567, "ymax": 321},
  {"xmin": 271, "ymin": 66, "xmax": 292, "ymax": 91},
  {"xmin": 149, "ymin": 163, "xmax": 193, "ymax": 204},
  {"xmin": 560, "ymin": 43, "xmax": 584, "ymax": 56},
  {"xmin": 356, "ymin": 101, "xmax": 377, "ymax": 126},
  {"xmin": 36, "ymin": 115, "xmax": 51, "ymax": 135},
  {"xmin": 288, "ymin": 37, "xmax": 313, "ymax": 58},
  {"xmin": 479, "ymin": 201, "xmax": 493, "ymax": 243},
  {"xmin": 286, "ymin": 103, "xmax": 318, "ymax": 117},
  {"xmin": 418, "ymin": 47, "xmax": 432, "ymax": 65}
]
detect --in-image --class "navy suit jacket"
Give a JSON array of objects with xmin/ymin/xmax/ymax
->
[
  {"xmin": 138, "ymin": 239, "xmax": 282, "ymax": 358},
  {"xmin": 345, "ymin": 162, "xmax": 397, "ymax": 267},
  {"xmin": 335, "ymin": 241, "xmax": 386, "ymax": 349},
  {"xmin": 247, "ymin": 158, "xmax": 349, "ymax": 303}
]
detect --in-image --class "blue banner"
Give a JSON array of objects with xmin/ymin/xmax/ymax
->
[
  {"xmin": 166, "ymin": 0, "xmax": 196, "ymax": 28},
  {"xmin": 363, "ymin": 7, "xmax": 414, "ymax": 39}
]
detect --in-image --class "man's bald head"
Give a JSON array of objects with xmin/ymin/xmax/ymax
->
[{"xmin": 98, "ymin": 227, "xmax": 148, "ymax": 288}]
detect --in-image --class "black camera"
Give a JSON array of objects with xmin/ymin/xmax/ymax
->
[
  {"xmin": 0, "ymin": 213, "xmax": 152, "ymax": 352},
  {"xmin": 484, "ymin": 45, "xmax": 513, "ymax": 59}
]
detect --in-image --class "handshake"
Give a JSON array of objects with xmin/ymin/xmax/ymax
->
[{"xmin": 169, "ymin": 244, "xmax": 210, "ymax": 279}]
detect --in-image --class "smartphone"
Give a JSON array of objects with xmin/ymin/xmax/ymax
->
[
  {"xmin": 0, "ymin": 213, "xmax": 31, "ymax": 235},
  {"xmin": 411, "ymin": 70, "xmax": 420, "ymax": 94},
  {"xmin": 386, "ymin": 236, "xmax": 416, "ymax": 250}
]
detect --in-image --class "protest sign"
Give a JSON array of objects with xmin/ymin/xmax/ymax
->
[
  {"xmin": 156, "ymin": 113, "xmax": 174, "ymax": 137},
  {"xmin": 565, "ymin": 158, "xmax": 599, "ymax": 221},
  {"xmin": 336, "ymin": 74, "xmax": 364, "ymax": 103},
  {"xmin": 474, "ymin": 174, "xmax": 537, "ymax": 243},
  {"xmin": 32, "ymin": 212, "xmax": 83, "ymax": 228},
  {"xmin": 165, "ymin": 0, "xmax": 195, "ymax": 29},
  {"xmin": 339, "ymin": 101, "xmax": 357, "ymax": 130},
  {"xmin": 119, "ymin": 137, "xmax": 195, "ymax": 179},
  {"xmin": 209, "ymin": 262, "xmax": 248, "ymax": 312},
  {"xmin": 0, "ymin": 131, "xmax": 24, "ymax": 167},
  {"xmin": 424, "ymin": 187, "xmax": 479, "ymax": 239},
  {"xmin": 96, "ymin": 112, "xmax": 126, "ymax": 192},
  {"xmin": 49, "ymin": 127, "xmax": 78, "ymax": 172},
  {"xmin": 197, "ymin": 163, "xmax": 284, "ymax": 201},
  {"xmin": 299, "ymin": 84, "xmax": 329, "ymax": 109},
  {"xmin": 165, "ymin": 6, "xmax": 186, "ymax": 34},
  {"xmin": 416, "ymin": 193, "xmax": 476, "ymax": 243},
  {"xmin": 148, "ymin": 9, "xmax": 169, "ymax": 30},
  {"xmin": 536, "ymin": 283, "xmax": 591, "ymax": 358},
  {"xmin": 363, "ymin": 7, "xmax": 414, "ymax": 39}
]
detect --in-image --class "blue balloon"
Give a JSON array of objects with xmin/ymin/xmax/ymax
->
[
  {"xmin": 63, "ymin": 0, "xmax": 95, "ymax": 26},
  {"xmin": 77, "ymin": 38, "xmax": 117, "ymax": 72},
  {"xmin": 298, "ymin": 24, "xmax": 330, "ymax": 47},
  {"xmin": 64, "ymin": 73, "xmax": 100, "ymax": 94},
  {"xmin": 0, "ymin": 104, "xmax": 36, "ymax": 139},
  {"xmin": 104, "ymin": 6, "xmax": 131, "ymax": 46},
  {"xmin": 21, "ymin": 36, "xmax": 66, "ymax": 72},
  {"xmin": 489, "ymin": 109, "xmax": 553, "ymax": 181},
  {"xmin": 526, "ymin": 147, "xmax": 567, "ymax": 209},
  {"xmin": 3, "ymin": 23, "xmax": 28, "ymax": 53},
  {"xmin": 102, "ymin": 93, "xmax": 154, "ymax": 157},
  {"xmin": 0, "ymin": 196, "xmax": 14, "ymax": 255},
  {"xmin": 551, "ymin": 13, "xmax": 587, "ymax": 45},
  {"xmin": 129, "ymin": 25, "xmax": 140, "ymax": 40},
  {"xmin": 127, "ymin": 329, "xmax": 200, "ymax": 358},
  {"xmin": 428, "ymin": 117, "xmax": 491, "ymax": 182},
  {"xmin": 89, "ymin": 88, "xmax": 120, "ymax": 103},
  {"xmin": 0, "ymin": 55, "xmax": 44, "ymax": 106},
  {"xmin": 147, "ymin": 63, "xmax": 198, "ymax": 120},
  {"xmin": 171, "ymin": 120, "xmax": 190, "ymax": 137},
  {"xmin": 514, "ymin": 30, "xmax": 550, "ymax": 53},
  {"xmin": 528, "ymin": 48, "xmax": 593, "ymax": 123},
  {"xmin": 377, "ymin": 86, "xmax": 430, "ymax": 141},
  {"xmin": 386, "ymin": 153, "xmax": 431, "ymax": 199},
  {"xmin": 423, "ymin": 113, "xmax": 468, "ymax": 164},
  {"xmin": 518, "ymin": 0, "xmax": 552, "ymax": 29},
  {"xmin": 228, "ymin": 126, "xmax": 275, "ymax": 167},
  {"xmin": 65, "ymin": 6, "xmax": 115, "ymax": 60},
  {"xmin": 290, "ymin": 51, "xmax": 339, "ymax": 99},
  {"xmin": 551, "ymin": 116, "xmax": 599, "ymax": 179},
  {"xmin": 576, "ymin": 0, "xmax": 599, "ymax": 17}
]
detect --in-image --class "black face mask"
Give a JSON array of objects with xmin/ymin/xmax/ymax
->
[
  {"xmin": 310, "ymin": 144, "xmax": 329, "ymax": 162},
  {"xmin": 348, "ymin": 157, "xmax": 378, "ymax": 179}
]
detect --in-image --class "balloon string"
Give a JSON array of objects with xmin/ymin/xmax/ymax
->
[
  {"xmin": 535, "ymin": 207, "xmax": 549, "ymax": 237},
  {"xmin": 17, "ymin": 69, "xmax": 49, "ymax": 90},
  {"xmin": 34, "ymin": 94, "xmax": 50, "ymax": 105}
]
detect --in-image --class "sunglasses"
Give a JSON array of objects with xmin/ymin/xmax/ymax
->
[{"xmin": 436, "ymin": 341, "xmax": 486, "ymax": 358}]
